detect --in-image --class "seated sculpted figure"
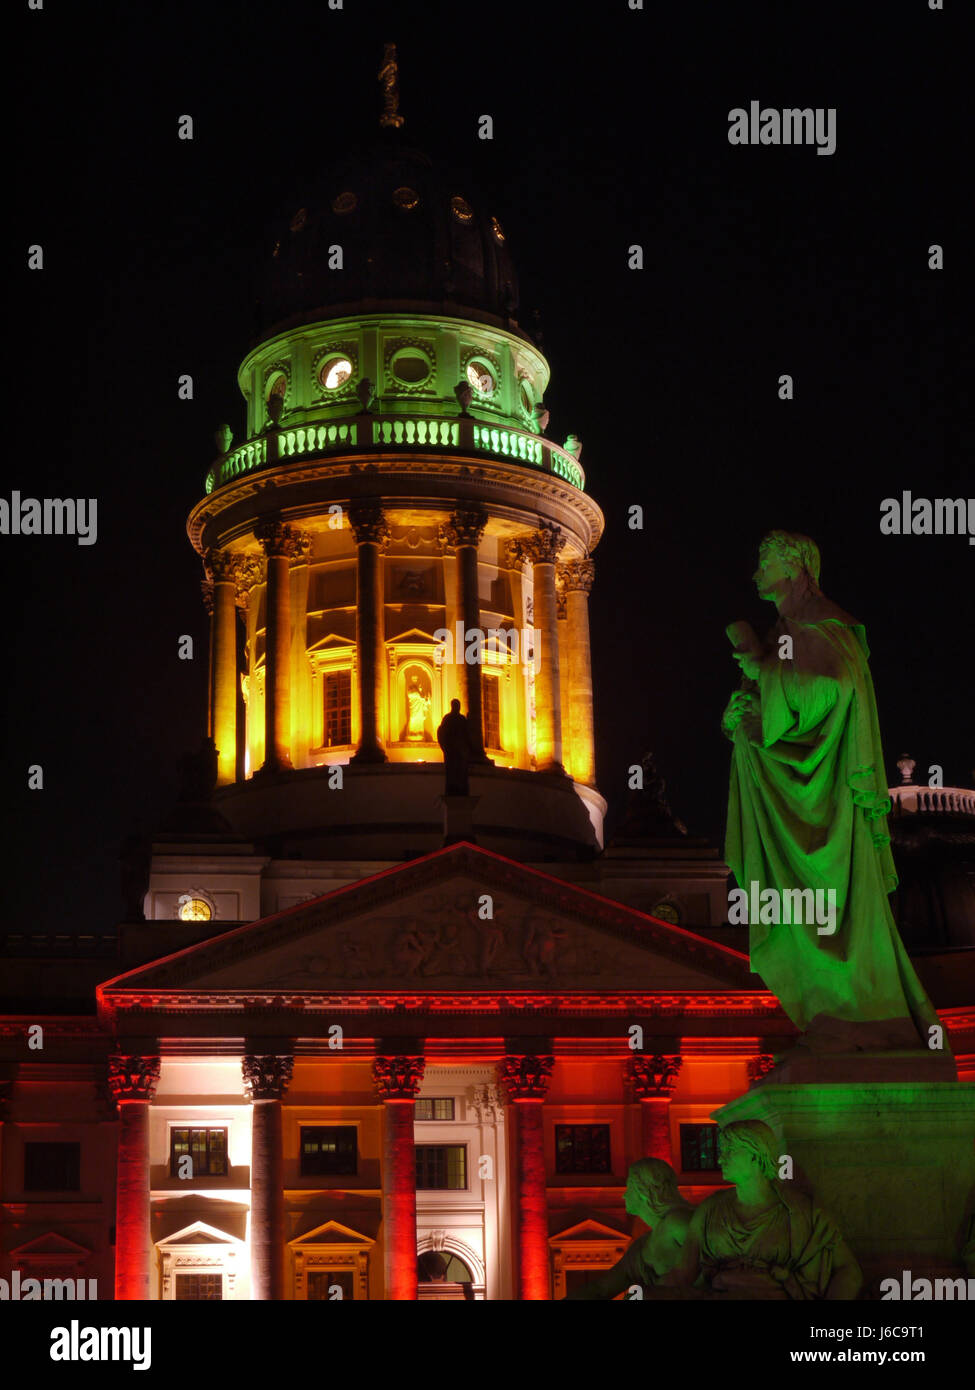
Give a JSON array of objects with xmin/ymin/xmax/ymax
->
[
  {"xmin": 670, "ymin": 1120, "xmax": 862, "ymax": 1299},
  {"xmin": 565, "ymin": 1158, "xmax": 692, "ymax": 1299}
]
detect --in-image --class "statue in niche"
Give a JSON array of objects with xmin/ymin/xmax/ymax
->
[
  {"xmin": 723, "ymin": 531, "xmax": 943, "ymax": 1054},
  {"xmin": 669, "ymin": 1120, "xmax": 862, "ymax": 1299},
  {"xmin": 566, "ymin": 1159, "xmax": 693, "ymax": 1299},
  {"xmin": 437, "ymin": 699, "xmax": 473, "ymax": 795},
  {"xmin": 405, "ymin": 673, "xmax": 431, "ymax": 741}
]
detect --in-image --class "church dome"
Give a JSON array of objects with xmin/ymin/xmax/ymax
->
[{"xmin": 260, "ymin": 129, "xmax": 521, "ymax": 337}]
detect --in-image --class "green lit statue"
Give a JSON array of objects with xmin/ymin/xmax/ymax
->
[
  {"xmin": 670, "ymin": 1121, "xmax": 862, "ymax": 1299},
  {"xmin": 565, "ymin": 1158, "xmax": 692, "ymax": 1299},
  {"xmin": 723, "ymin": 531, "xmax": 942, "ymax": 1052}
]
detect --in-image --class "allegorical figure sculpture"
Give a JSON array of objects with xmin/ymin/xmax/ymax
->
[
  {"xmin": 671, "ymin": 1120, "xmax": 862, "ymax": 1299},
  {"xmin": 566, "ymin": 1158, "xmax": 692, "ymax": 1299},
  {"xmin": 437, "ymin": 698, "xmax": 472, "ymax": 796},
  {"xmin": 722, "ymin": 531, "xmax": 942, "ymax": 1052}
]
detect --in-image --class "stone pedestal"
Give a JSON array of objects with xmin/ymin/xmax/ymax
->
[
  {"xmin": 714, "ymin": 1080, "xmax": 975, "ymax": 1291},
  {"xmin": 439, "ymin": 794, "xmax": 480, "ymax": 845}
]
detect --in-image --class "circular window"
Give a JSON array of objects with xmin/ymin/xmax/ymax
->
[
  {"xmin": 266, "ymin": 372, "xmax": 287, "ymax": 401},
  {"xmin": 392, "ymin": 352, "xmax": 431, "ymax": 385},
  {"xmin": 490, "ymin": 216, "xmax": 505, "ymax": 242},
  {"xmin": 178, "ymin": 895, "xmax": 213, "ymax": 922},
  {"xmin": 332, "ymin": 191, "xmax": 357, "ymax": 214},
  {"xmin": 467, "ymin": 360, "xmax": 495, "ymax": 395},
  {"xmin": 451, "ymin": 195, "xmax": 474, "ymax": 223},
  {"xmin": 393, "ymin": 186, "xmax": 419, "ymax": 210},
  {"xmin": 319, "ymin": 356, "xmax": 354, "ymax": 391},
  {"xmin": 519, "ymin": 381, "xmax": 534, "ymax": 416}
]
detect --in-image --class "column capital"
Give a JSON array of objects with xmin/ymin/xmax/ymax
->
[
  {"xmin": 254, "ymin": 521, "xmax": 311, "ymax": 560},
  {"xmin": 242, "ymin": 1054, "xmax": 294, "ymax": 1100},
  {"xmin": 499, "ymin": 1054, "xmax": 554, "ymax": 1101},
  {"xmin": 441, "ymin": 506, "xmax": 488, "ymax": 550},
  {"xmin": 200, "ymin": 578, "xmax": 215, "ymax": 615},
  {"xmin": 234, "ymin": 554, "xmax": 266, "ymax": 607},
  {"xmin": 557, "ymin": 558, "xmax": 596, "ymax": 594},
  {"xmin": 520, "ymin": 524, "xmax": 565, "ymax": 566},
  {"xmin": 347, "ymin": 503, "xmax": 391, "ymax": 549},
  {"xmin": 747, "ymin": 1053, "xmax": 777, "ymax": 1084},
  {"xmin": 373, "ymin": 1054, "xmax": 425, "ymax": 1100},
  {"xmin": 627, "ymin": 1053, "xmax": 683, "ymax": 1099},
  {"xmin": 204, "ymin": 547, "xmax": 240, "ymax": 583},
  {"xmin": 107, "ymin": 1053, "xmax": 161, "ymax": 1105}
]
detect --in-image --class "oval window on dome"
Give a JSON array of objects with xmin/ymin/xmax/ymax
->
[
  {"xmin": 319, "ymin": 356, "xmax": 354, "ymax": 391},
  {"xmin": 519, "ymin": 381, "xmax": 534, "ymax": 416},
  {"xmin": 266, "ymin": 372, "xmax": 287, "ymax": 401},
  {"xmin": 451, "ymin": 195, "xmax": 474, "ymax": 224},
  {"xmin": 290, "ymin": 208, "xmax": 308, "ymax": 232},
  {"xmin": 490, "ymin": 216, "xmax": 505, "ymax": 243},
  {"xmin": 467, "ymin": 360, "xmax": 495, "ymax": 395},
  {"xmin": 392, "ymin": 352, "xmax": 431, "ymax": 385},
  {"xmin": 393, "ymin": 186, "xmax": 419, "ymax": 210},
  {"xmin": 332, "ymin": 191, "xmax": 357, "ymax": 214}
]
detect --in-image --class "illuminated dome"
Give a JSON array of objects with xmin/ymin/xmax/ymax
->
[{"xmin": 262, "ymin": 130, "xmax": 521, "ymax": 336}]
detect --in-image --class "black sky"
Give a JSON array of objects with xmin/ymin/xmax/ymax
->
[{"xmin": 6, "ymin": 0, "xmax": 968, "ymax": 936}]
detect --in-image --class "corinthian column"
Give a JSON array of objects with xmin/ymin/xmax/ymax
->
[
  {"xmin": 206, "ymin": 549, "xmax": 240, "ymax": 786},
  {"xmin": 500, "ymin": 1052, "xmax": 554, "ymax": 1299},
  {"xmin": 108, "ymin": 1052, "xmax": 160, "ymax": 1301},
  {"xmin": 557, "ymin": 558, "xmax": 596, "ymax": 786},
  {"xmin": 443, "ymin": 507, "xmax": 489, "ymax": 760},
  {"xmin": 348, "ymin": 504, "xmax": 390, "ymax": 763},
  {"xmin": 627, "ymin": 1054, "xmax": 682, "ymax": 1163},
  {"xmin": 243, "ymin": 1054, "xmax": 294, "ymax": 1300},
  {"xmin": 373, "ymin": 1053, "xmax": 425, "ymax": 1299},
  {"xmin": 520, "ymin": 525, "xmax": 565, "ymax": 772},
  {"xmin": 255, "ymin": 523, "xmax": 309, "ymax": 772}
]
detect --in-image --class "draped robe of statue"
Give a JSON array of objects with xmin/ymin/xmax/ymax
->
[
  {"xmin": 725, "ymin": 594, "xmax": 941, "ymax": 1048},
  {"xmin": 695, "ymin": 1185, "xmax": 843, "ymax": 1300}
]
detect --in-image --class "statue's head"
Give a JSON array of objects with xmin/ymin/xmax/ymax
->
[
  {"xmin": 717, "ymin": 1120, "xmax": 779, "ymax": 1183},
  {"xmin": 754, "ymin": 530, "xmax": 821, "ymax": 601},
  {"xmin": 450, "ymin": 698, "xmax": 461, "ymax": 713},
  {"xmin": 625, "ymin": 1156, "xmax": 684, "ymax": 1218}
]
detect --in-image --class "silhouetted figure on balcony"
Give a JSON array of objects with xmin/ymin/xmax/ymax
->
[{"xmin": 437, "ymin": 699, "xmax": 473, "ymax": 796}]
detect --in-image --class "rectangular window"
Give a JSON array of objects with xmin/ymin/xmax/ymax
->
[
  {"xmin": 307, "ymin": 1271, "xmax": 355, "ymax": 1301},
  {"xmin": 300, "ymin": 1126, "xmax": 358, "ymax": 1177},
  {"xmin": 174, "ymin": 1274, "xmax": 223, "ymax": 1300},
  {"xmin": 680, "ymin": 1123, "xmax": 721, "ymax": 1172},
  {"xmin": 24, "ymin": 1142, "xmax": 81, "ymax": 1192},
  {"xmin": 483, "ymin": 674, "xmax": 501, "ymax": 749},
  {"xmin": 415, "ymin": 1144, "xmax": 467, "ymax": 1190},
  {"xmin": 323, "ymin": 669, "xmax": 352, "ymax": 747},
  {"xmin": 554, "ymin": 1124, "xmax": 612, "ymax": 1175},
  {"xmin": 414, "ymin": 1097, "xmax": 455, "ymax": 1121},
  {"xmin": 169, "ymin": 1128, "xmax": 228, "ymax": 1178}
]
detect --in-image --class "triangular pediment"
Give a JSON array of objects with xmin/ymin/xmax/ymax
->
[
  {"xmin": 158, "ymin": 1222, "xmax": 242, "ymax": 1249},
  {"xmin": 290, "ymin": 1220, "xmax": 375, "ymax": 1248},
  {"xmin": 12, "ymin": 1232, "xmax": 90, "ymax": 1260},
  {"xmin": 549, "ymin": 1219, "xmax": 630, "ymax": 1245},
  {"xmin": 101, "ymin": 844, "xmax": 752, "ymax": 996}
]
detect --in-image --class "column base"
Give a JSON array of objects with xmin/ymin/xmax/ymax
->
[{"xmin": 255, "ymin": 756, "xmax": 293, "ymax": 777}]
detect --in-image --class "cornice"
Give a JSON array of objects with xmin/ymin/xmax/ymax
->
[{"xmin": 187, "ymin": 453, "xmax": 604, "ymax": 557}]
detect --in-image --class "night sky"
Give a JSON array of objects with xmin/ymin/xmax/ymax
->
[{"xmin": 6, "ymin": 1, "xmax": 967, "ymax": 938}]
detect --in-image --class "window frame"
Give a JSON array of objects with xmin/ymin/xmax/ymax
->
[
  {"xmin": 299, "ymin": 1125, "xmax": 359, "ymax": 1178},
  {"xmin": 414, "ymin": 1143, "xmax": 468, "ymax": 1191}
]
